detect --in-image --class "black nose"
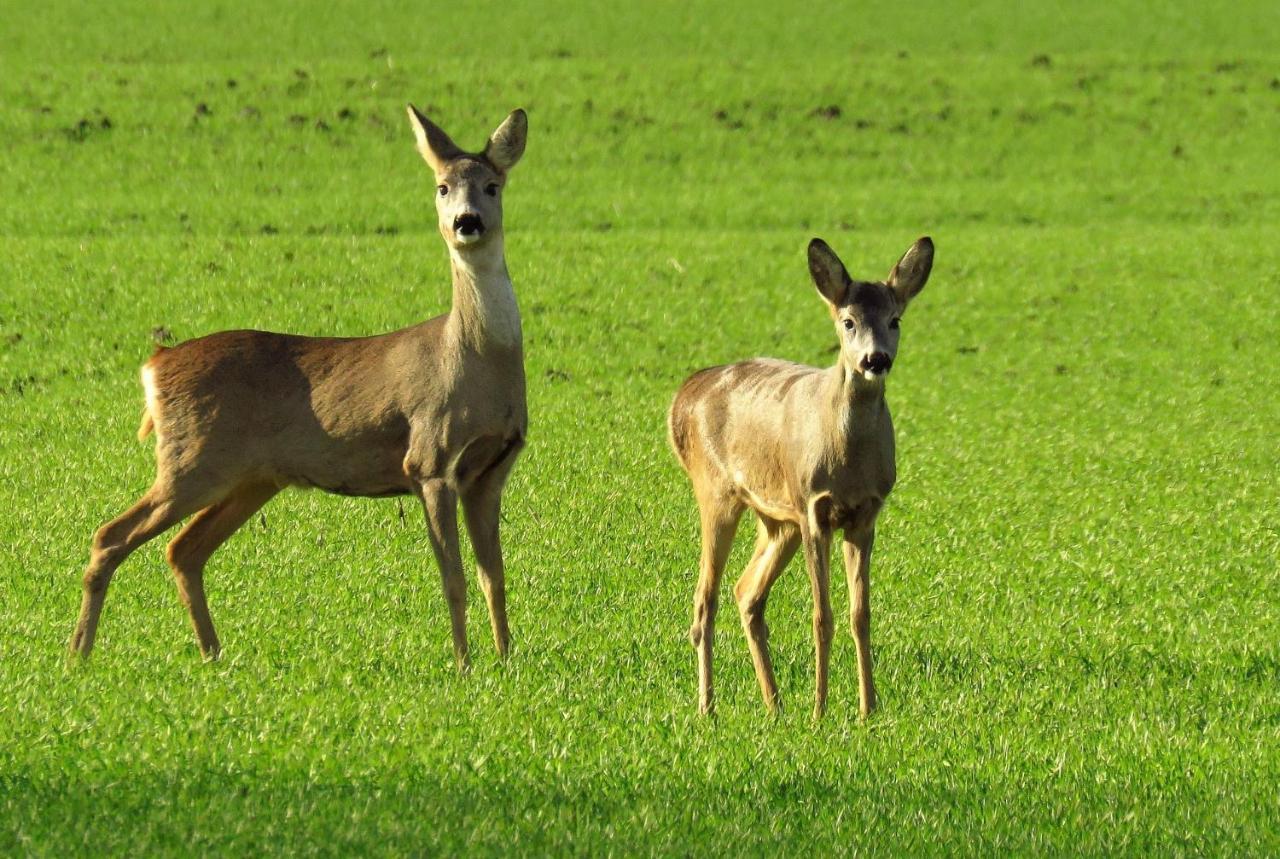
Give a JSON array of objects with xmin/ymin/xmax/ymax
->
[
  {"xmin": 454, "ymin": 213, "xmax": 484, "ymax": 236},
  {"xmin": 861, "ymin": 352, "xmax": 892, "ymax": 375}
]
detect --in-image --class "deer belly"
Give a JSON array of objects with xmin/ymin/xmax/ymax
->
[
  {"xmin": 733, "ymin": 470, "xmax": 802, "ymax": 523},
  {"xmin": 287, "ymin": 437, "xmax": 415, "ymax": 498}
]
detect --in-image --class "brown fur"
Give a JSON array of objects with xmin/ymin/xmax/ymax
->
[
  {"xmin": 70, "ymin": 108, "xmax": 530, "ymax": 669},
  {"xmin": 669, "ymin": 236, "xmax": 934, "ymax": 718}
]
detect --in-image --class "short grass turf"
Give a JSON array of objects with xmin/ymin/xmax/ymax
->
[{"xmin": 2, "ymin": 1, "xmax": 1279, "ymax": 855}]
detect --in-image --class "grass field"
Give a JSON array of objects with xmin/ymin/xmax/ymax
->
[{"xmin": 3, "ymin": 1, "xmax": 1279, "ymax": 854}]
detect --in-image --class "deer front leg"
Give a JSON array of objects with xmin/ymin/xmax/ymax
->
[
  {"xmin": 801, "ymin": 512, "xmax": 835, "ymax": 719},
  {"xmin": 419, "ymin": 479, "xmax": 469, "ymax": 672},
  {"xmin": 842, "ymin": 528, "xmax": 878, "ymax": 718},
  {"xmin": 460, "ymin": 441, "xmax": 523, "ymax": 659}
]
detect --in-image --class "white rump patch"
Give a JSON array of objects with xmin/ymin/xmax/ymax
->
[{"xmin": 141, "ymin": 364, "xmax": 162, "ymax": 436}]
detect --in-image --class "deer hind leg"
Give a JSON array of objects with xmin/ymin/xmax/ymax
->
[
  {"xmin": 70, "ymin": 481, "xmax": 203, "ymax": 658},
  {"xmin": 689, "ymin": 492, "xmax": 742, "ymax": 715},
  {"xmin": 801, "ymin": 516, "xmax": 836, "ymax": 719},
  {"xmin": 165, "ymin": 481, "xmax": 279, "ymax": 659},
  {"xmin": 733, "ymin": 517, "xmax": 799, "ymax": 715},
  {"xmin": 419, "ymin": 479, "xmax": 469, "ymax": 672},
  {"xmin": 460, "ymin": 439, "xmax": 524, "ymax": 659},
  {"xmin": 842, "ymin": 528, "xmax": 878, "ymax": 718}
]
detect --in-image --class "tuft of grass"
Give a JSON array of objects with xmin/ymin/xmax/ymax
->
[{"xmin": 1, "ymin": 1, "xmax": 1278, "ymax": 854}]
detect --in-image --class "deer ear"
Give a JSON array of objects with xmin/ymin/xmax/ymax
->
[
  {"xmin": 485, "ymin": 108, "xmax": 527, "ymax": 172},
  {"xmin": 808, "ymin": 238, "xmax": 850, "ymax": 309},
  {"xmin": 407, "ymin": 104, "xmax": 463, "ymax": 173},
  {"xmin": 888, "ymin": 236, "xmax": 934, "ymax": 309}
]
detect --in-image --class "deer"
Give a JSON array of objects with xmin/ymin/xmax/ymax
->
[
  {"xmin": 668, "ymin": 236, "xmax": 934, "ymax": 719},
  {"xmin": 69, "ymin": 106, "xmax": 530, "ymax": 671}
]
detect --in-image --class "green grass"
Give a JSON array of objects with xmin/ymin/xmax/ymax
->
[{"xmin": 2, "ymin": 1, "xmax": 1279, "ymax": 854}]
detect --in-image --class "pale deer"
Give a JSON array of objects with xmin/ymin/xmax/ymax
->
[
  {"xmin": 69, "ymin": 107, "xmax": 529, "ymax": 670},
  {"xmin": 668, "ymin": 236, "xmax": 934, "ymax": 718}
]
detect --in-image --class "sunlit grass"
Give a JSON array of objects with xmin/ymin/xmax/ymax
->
[{"xmin": 1, "ymin": 1, "xmax": 1278, "ymax": 854}]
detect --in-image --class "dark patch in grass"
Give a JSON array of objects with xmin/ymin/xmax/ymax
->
[
  {"xmin": 1214, "ymin": 61, "xmax": 1240, "ymax": 73},
  {"xmin": 64, "ymin": 115, "xmax": 113, "ymax": 142},
  {"xmin": 811, "ymin": 104, "xmax": 841, "ymax": 120},
  {"xmin": 240, "ymin": 106, "xmax": 260, "ymax": 119},
  {"xmin": 544, "ymin": 368, "xmax": 571, "ymax": 382},
  {"xmin": 712, "ymin": 109, "xmax": 744, "ymax": 130},
  {"xmin": 1055, "ymin": 364, "xmax": 1069, "ymax": 375},
  {"xmin": 1172, "ymin": 144, "xmax": 1185, "ymax": 158},
  {"xmin": 260, "ymin": 224, "xmax": 279, "ymax": 235},
  {"xmin": 7, "ymin": 373, "xmax": 41, "ymax": 395},
  {"xmin": 957, "ymin": 345, "xmax": 979, "ymax": 354},
  {"xmin": 612, "ymin": 108, "xmax": 653, "ymax": 127},
  {"xmin": 194, "ymin": 102, "xmax": 211, "ymax": 117},
  {"xmin": 936, "ymin": 106, "xmax": 952, "ymax": 121},
  {"xmin": 889, "ymin": 122, "xmax": 910, "ymax": 134},
  {"xmin": 337, "ymin": 107, "xmax": 356, "ymax": 121},
  {"xmin": 854, "ymin": 118, "xmax": 874, "ymax": 129},
  {"xmin": 314, "ymin": 119, "xmax": 330, "ymax": 132},
  {"xmin": 1031, "ymin": 53, "xmax": 1052, "ymax": 68},
  {"xmin": 151, "ymin": 326, "xmax": 176, "ymax": 345},
  {"xmin": 226, "ymin": 78, "xmax": 238, "ymax": 89},
  {"xmin": 374, "ymin": 225, "xmax": 399, "ymax": 235},
  {"xmin": 288, "ymin": 114, "xmax": 308, "ymax": 126}
]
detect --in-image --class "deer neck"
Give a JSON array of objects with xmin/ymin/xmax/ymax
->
[
  {"xmin": 446, "ymin": 238, "xmax": 522, "ymax": 353},
  {"xmin": 824, "ymin": 364, "xmax": 888, "ymax": 442}
]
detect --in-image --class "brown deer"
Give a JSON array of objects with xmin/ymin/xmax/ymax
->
[
  {"xmin": 668, "ymin": 236, "xmax": 934, "ymax": 718},
  {"xmin": 69, "ymin": 107, "xmax": 529, "ymax": 670}
]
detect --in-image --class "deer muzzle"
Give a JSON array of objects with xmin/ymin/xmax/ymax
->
[
  {"xmin": 453, "ymin": 213, "xmax": 485, "ymax": 242},
  {"xmin": 859, "ymin": 352, "xmax": 892, "ymax": 379}
]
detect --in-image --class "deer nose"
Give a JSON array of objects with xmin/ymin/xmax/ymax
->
[
  {"xmin": 454, "ymin": 213, "xmax": 485, "ymax": 237},
  {"xmin": 861, "ymin": 352, "xmax": 892, "ymax": 375}
]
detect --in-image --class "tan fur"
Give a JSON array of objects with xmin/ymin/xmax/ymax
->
[
  {"xmin": 669, "ymin": 236, "xmax": 934, "ymax": 718},
  {"xmin": 70, "ymin": 108, "xmax": 530, "ymax": 669}
]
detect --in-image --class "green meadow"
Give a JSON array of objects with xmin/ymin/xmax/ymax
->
[{"xmin": 2, "ymin": 1, "xmax": 1278, "ymax": 854}]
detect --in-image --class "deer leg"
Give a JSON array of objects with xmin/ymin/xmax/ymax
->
[
  {"xmin": 802, "ymin": 518, "xmax": 835, "ymax": 719},
  {"xmin": 419, "ymin": 479, "xmax": 469, "ymax": 672},
  {"xmin": 460, "ymin": 442, "xmax": 522, "ymax": 659},
  {"xmin": 733, "ymin": 519, "xmax": 799, "ymax": 715},
  {"xmin": 842, "ymin": 528, "xmax": 878, "ymax": 718},
  {"xmin": 70, "ymin": 484, "xmax": 197, "ymax": 658},
  {"xmin": 165, "ymin": 482, "xmax": 279, "ymax": 659},
  {"xmin": 689, "ymin": 493, "xmax": 741, "ymax": 715}
]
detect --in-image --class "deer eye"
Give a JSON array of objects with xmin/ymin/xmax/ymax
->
[
  {"xmin": 890, "ymin": 318, "xmax": 901, "ymax": 330},
  {"xmin": 485, "ymin": 183, "xmax": 499, "ymax": 197},
  {"xmin": 842, "ymin": 318, "xmax": 855, "ymax": 331},
  {"xmin": 437, "ymin": 184, "xmax": 448, "ymax": 197}
]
